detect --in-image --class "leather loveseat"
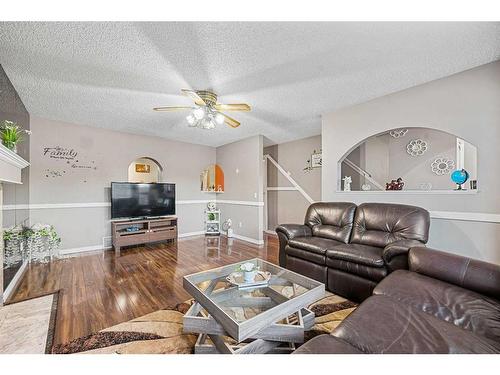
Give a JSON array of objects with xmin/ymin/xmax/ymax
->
[
  {"xmin": 276, "ymin": 202, "xmax": 430, "ymax": 301},
  {"xmin": 294, "ymin": 247, "xmax": 500, "ymax": 354}
]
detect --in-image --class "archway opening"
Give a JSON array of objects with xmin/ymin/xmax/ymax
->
[
  {"xmin": 127, "ymin": 157, "xmax": 163, "ymax": 183},
  {"xmin": 338, "ymin": 127, "xmax": 477, "ymax": 191}
]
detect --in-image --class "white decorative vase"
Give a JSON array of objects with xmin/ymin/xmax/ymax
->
[{"xmin": 244, "ymin": 270, "xmax": 257, "ymax": 283}]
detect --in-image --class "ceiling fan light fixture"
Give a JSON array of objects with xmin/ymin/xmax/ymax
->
[
  {"xmin": 193, "ymin": 107, "xmax": 205, "ymax": 120},
  {"xmin": 214, "ymin": 112, "xmax": 225, "ymax": 125},
  {"xmin": 186, "ymin": 113, "xmax": 196, "ymax": 125}
]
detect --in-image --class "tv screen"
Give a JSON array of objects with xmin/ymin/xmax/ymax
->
[{"xmin": 111, "ymin": 182, "xmax": 175, "ymax": 219}]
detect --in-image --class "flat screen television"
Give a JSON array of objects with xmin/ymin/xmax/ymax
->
[{"xmin": 111, "ymin": 182, "xmax": 175, "ymax": 219}]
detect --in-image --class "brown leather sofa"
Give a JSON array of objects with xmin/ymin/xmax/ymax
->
[
  {"xmin": 276, "ymin": 202, "xmax": 430, "ymax": 301},
  {"xmin": 294, "ymin": 247, "xmax": 500, "ymax": 354}
]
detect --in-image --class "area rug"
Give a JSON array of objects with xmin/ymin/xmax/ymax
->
[
  {"xmin": 0, "ymin": 291, "xmax": 60, "ymax": 354},
  {"xmin": 52, "ymin": 294, "xmax": 356, "ymax": 354}
]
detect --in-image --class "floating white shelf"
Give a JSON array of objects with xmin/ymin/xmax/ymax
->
[
  {"xmin": 0, "ymin": 143, "xmax": 30, "ymax": 184},
  {"xmin": 201, "ymin": 190, "xmax": 224, "ymax": 193}
]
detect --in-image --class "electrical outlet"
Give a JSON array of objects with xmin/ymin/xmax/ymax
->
[
  {"xmin": 253, "ymin": 192, "xmax": 257, "ymax": 199},
  {"xmin": 238, "ymin": 222, "xmax": 243, "ymax": 228}
]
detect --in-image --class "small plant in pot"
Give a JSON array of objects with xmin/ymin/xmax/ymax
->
[
  {"xmin": 0, "ymin": 120, "xmax": 32, "ymax": 153},
  {"xmin": 237, "ymin": 262, "xmax": 260, "ymax": 283}
]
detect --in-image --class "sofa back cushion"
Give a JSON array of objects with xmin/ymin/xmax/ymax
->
[
  {"xmin": 351, "ymin": 203, "xmax": 430, "ymax": 248},
  {"xmin": 304, "ymin": 202, "xmax": 357, "ymax": 243}
]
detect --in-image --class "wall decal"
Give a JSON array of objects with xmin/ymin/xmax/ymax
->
[
  {"xmin": 406, "ymin": 139, "xmax": 428, "ymax": 156},
  {"xmin": 431, "ymin": 157, "xmax": 455, "ymax": 175},
  {"xmin": 389, "ymin": 129, "xmax": 408, "ymax": 138},
  {"xmin": 42, "ymin": 146, "xmax": 97, "ymax": 177},
  {"xmin": 43, "ymin": 146, "xmax": 78, "ymax": 160},
  {"xmin": 45, "ymin": 169, "xmax": 66, "ymax": 178}
]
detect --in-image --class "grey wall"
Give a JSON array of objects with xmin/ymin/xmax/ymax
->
[
  {"xmin": 27, "ymin": 116, "xmax": 216, "ymax": 251},
  {"xmin": 216, "ymin": 135, "xmax": 264, "ymax": 243},
  {"xmin": 0, "ymin": 64, "xmax": 30, "ymax": 289},
  {"xmin": 322, "ymin": 60, "xmax": 500, "ymax": 263},
  {"xmin": 265, "ymin": 135, "xmax": 321, "ymax": 229}
]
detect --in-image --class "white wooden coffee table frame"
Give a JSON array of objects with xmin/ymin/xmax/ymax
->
[{"xmin": 182, "ymin": 258, "xmax": 325, "ymax": 354}]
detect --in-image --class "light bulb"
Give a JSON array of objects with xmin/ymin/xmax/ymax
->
[
  {"xmin": 193, "ymin": 107, "xmax": 205, "ymax": 120},
  {"xmin": 214, "ymin": 112, "xmax": 225, "ymax": 125},
  {"xmin": 186, "ymin": 113, "xmax": 196, "ymax": 125}
]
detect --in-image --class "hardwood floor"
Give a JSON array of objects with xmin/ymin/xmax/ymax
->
[{"xmin": 9, "ymin": 234, "xmax": 279, "ymax": 345}]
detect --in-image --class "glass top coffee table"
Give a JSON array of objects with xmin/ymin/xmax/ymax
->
[{"xmin": 183, "ymin": 258, "xmax": 325, "ymax": 354}]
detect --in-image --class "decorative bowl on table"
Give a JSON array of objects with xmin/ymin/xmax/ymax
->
[{"xmin": 226, "ymin": 270, "xmax": 272, "ymax": 289}]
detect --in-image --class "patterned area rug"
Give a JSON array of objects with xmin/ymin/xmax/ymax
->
[
  {"xmin": 52, "ymin": 294, "xmax": 356, "ymax": 354},
  {"xmin": 0, "ymin": 291, "xmax": 60, "ymax": 354}
]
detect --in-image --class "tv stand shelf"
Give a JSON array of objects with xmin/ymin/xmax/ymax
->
[{"xmin": 112, "ymin": 216, "xmax": 177, "ymax": 256}]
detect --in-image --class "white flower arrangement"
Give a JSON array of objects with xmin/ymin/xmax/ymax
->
[{"xmin": 237, "ymin": 262, "xmax": 259, "ymax": 272}]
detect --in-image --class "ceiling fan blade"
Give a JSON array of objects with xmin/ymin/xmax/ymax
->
[
  {"xmin": 181, "ymin": 89, "xmax": 206, "ymax": 106},
  {"xmin": 153, "ymin": 106, "xmax": 193, "ymax": 112},
  {"xmin": 222, "ymin": 113, "xmax": 241, "ymax": 128},
  {"xmin": 214, "ymin": 103, "xmax": 251, "ymax": 112}
]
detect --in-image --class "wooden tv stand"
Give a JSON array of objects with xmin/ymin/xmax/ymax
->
[{"xmin": 111, "ymin": 216, "xmax": 177, "ymax": 256}]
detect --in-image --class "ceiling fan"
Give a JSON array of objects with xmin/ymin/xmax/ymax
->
[{"xmin": 153, "ymin": 89, "xmax": 251, "ymax": 129}]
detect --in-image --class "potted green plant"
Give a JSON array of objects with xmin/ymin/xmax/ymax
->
[{"xmin": 0, "ymin": 120, "xmax": 31, "ymax": 153}]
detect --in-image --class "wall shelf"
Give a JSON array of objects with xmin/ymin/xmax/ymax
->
[
  {"xmin": 0, "ymin": 143, "xmax": 30, "ymax": 184},
  {"xmin": 335, "ymin": 190, "xmax": 479, "ymax": 195}
]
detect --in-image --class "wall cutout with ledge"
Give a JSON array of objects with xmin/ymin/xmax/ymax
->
[
  {"xmin": 128, "ymin": 157, "xmax": 163, "ymax": 183},
  {"xmin": 201, "ymin": 164, "xmax": 224, "ymax": 193},
  {"xmin": 338, "ymin": 127, "xmax": 477, "ymax": 192}
]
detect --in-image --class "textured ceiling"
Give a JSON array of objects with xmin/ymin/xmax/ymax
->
[{"xmin": 0, "ymin": 22, "xmax": 499, "ymax": 147}]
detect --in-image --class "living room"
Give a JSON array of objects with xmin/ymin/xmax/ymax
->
[{"xmin": 1, "ymin": 0, "xmax": 499, "ymax": 372}]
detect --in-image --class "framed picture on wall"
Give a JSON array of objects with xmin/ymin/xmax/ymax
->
[
  {"xmin": 135, "ymin": 164, "xmax": 151, "ymax": 173},
  {"xmin": 311, "ymin": 152, "xmax": 322, "ymax": 168}
]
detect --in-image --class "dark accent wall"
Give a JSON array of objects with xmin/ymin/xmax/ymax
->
[{"xmin": 0, "ymin": 64, "xmax": 30, "ymax": 290}]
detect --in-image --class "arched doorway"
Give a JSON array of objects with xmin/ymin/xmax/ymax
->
[{"xmin": 127, "ymin": 157, "xmax": 163, "ymax": 183}]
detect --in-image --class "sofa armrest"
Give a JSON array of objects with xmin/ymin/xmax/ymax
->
[
  {"xmin": 276, "ymin": 224, "xmax": 312, "ymax": 240},
  {"xmin": 275, "ymin": 224, "xmax": 312, "ymax": 267},
  {"xmin": 382, "ymin": 239, "xmax": 424, "ymax": 264},
  {"xmin": 409, "ymin": 247, "xmax": 500, "ymax": 300}
]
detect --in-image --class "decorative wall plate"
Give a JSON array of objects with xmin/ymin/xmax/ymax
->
[
  {"xmin": 431, "ymin": 157, "xmax": 455, "ymax": 175},
  {"xmin": 406, "ymin": 139, "xmax": 428, "ymax": 156},
  {"xmin": 389, "ymin": 129, "xmax": 408, "ymax": 138},
  {"xmin": 361, "ymin": 183, "xmax": 371, "ymax": 191}
]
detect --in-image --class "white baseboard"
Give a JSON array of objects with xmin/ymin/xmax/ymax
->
[
  {"xmin": 3, "ymin": 260, "xmax": 28, "ymax": 302},
  {"xmin": 58, "ymin": 231, "xmax": 206, "ymax": 255},
  {"xmin": 59, "ymin": 244, "xmax": 111, "ymax": 255},
  {"xmin": 227, "ymin": 233, "xmax": 264, "ymax": 246},
  {"xmin": 178, "ymin": 231, "xmax": 205, "ymax": 238},
  {"xmin": 264, "ymin": 229, "xmax": 277, "ymax": 236}
]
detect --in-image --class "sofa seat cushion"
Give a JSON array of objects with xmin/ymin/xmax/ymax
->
[
  {"xmin": 327, "ymin": 258, "xmax": 387, "ymax": 282},
  {"xmin": 286, "ymin": 246, "xmax": 326, "ymax": 265},
  {"xmin": 332, "ymin": 295, "xmax": 500, "ymax": 354},
  {"xmin": 286, "ymin": 237, "xmax": 344, "ymax": 266},
  {"xmin": 373, "ymin": 270, "xmax": 500, "ymax": 343},
  {"xmin": 326, "ymin": 243, "xmax": 385, "ymax": 268},
  {"xmin": 293, "ymin": 334, "xmax": 363, "ymax": 354},
  {"xmin": 288, "ymin": 236, "xmax": 343, "ymax": 255}
]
